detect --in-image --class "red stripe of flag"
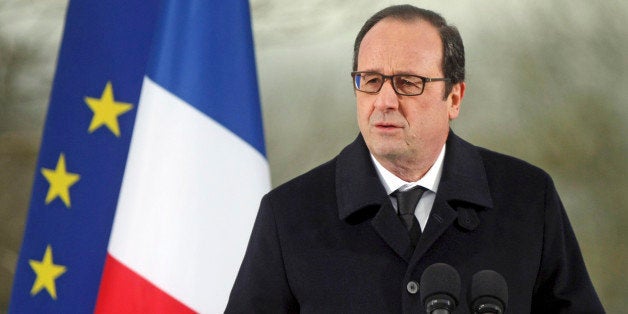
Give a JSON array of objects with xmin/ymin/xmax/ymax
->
[{"xmin": 95, "ymin": 254, "xmax": 196, "ymax": 314}]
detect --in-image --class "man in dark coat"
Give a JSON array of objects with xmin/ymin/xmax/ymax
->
[{"xmin": 226, "ymin": 5, "xmax": 604, "ymax": 313}]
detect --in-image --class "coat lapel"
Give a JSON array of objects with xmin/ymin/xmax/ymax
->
[
  {"xmin": 411, "ymin": 131, "xmax": 494, "ymax": 262},
  {"xmin": 411, "ymin": 197, "xmax": 457, "ymax": 263},
  {"xmin": 370, "ymin": 201, "xmax": 415, "ymax": 262},
  {"xmin": 335, "ymin": 135, "xmax": 414, "ymax": 262}
]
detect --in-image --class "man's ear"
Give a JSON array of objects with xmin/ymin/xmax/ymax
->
[{"xmin": 448, "ymin": 82, "xmax": 465, "ymax": 120}]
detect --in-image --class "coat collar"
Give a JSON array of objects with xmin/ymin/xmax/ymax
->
[
  {"xmin": 438, "ymin": 131, "xmax": 493, "ymax": 210},
  {"xmin": 335, "ymin": 134, "xmax": 389, "ymax": 221},
  {"xmin": 335, "ymin": 130, "xmax": 493, "ymax": 224},
  {"xmin": 336, "ymin": 131, "xmax": 493, "ymax": 262}
]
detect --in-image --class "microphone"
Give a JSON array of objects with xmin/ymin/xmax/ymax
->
[
  {"xmin": 469, "ymin": 270, "xmax": 508, "ymax": 314},
  {"xmin": 420, "ymin": 263, "xmax": 461, "ymax": 314}
]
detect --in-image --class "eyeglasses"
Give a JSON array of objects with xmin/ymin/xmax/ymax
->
[{"xmin": 351, "ymin": 71, "xmax": 450, "ymax": 96}]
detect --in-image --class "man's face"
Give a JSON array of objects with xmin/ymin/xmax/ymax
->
[{"xmin": 356, "ymin": 18, "xmax": 464, "ymax": 180}]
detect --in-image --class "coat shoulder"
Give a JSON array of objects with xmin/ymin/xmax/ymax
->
[
  {"xmin": 475, "ymin": 145, "xmax": 553, "ymax": 184},
  {"xmin": 264, "ymin": 157, "xmax": 338, "ymax": 206}
]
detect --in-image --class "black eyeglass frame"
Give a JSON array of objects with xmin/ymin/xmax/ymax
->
[{"xmin": 351, "ymin": 71, "xmax": 451, "ymax": 96}]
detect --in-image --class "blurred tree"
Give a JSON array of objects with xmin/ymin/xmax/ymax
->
[
  {"xmin": 0, "ymin": 33, "xmax": 40, "ymax": 313},
  {"xmin": 0, "ymin": 1, "xmax": 67, "ymax": 311},
  {"xmin": 457, "ymin": 2, "xmax": 627, "ymax": 310}
]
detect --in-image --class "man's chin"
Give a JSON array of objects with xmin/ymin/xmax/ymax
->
[{"xmin": 369, "ymin": 145, "xmax": 405, "ymax": 161}]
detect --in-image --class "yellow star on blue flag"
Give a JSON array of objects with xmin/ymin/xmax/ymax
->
[
  {"xmin": 41, "ymin": 153, "xmax": 81, "ymax": 208},
  {"xmin": 29, "ymin": 245, "xmax": 67, "ymax": 300},
  {"xmin": 85, "ymin": 81, "xmax": 133, "ymax": 137}
]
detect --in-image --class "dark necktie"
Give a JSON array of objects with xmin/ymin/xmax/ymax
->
[{"xmin": 393, "ymin": 186, "xmax": 425, "ymax": 246}]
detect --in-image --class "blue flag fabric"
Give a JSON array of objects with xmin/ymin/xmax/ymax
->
[
  {"xmin": 10, "ymin": 1, "xmax": 159, "ymax": 312},
  {"xmin": 147, "ymin": 1, "xmax": 265, "ymax": 155}
]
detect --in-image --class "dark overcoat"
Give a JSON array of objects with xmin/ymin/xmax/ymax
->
[{"xmin": 225, "ymin": 132, "xmax": 603, "ymax": 313}]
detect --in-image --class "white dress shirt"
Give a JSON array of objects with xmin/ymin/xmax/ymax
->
[{"xmin": 370, "ymin": 145, "xmax": 445, "ymax": 231}]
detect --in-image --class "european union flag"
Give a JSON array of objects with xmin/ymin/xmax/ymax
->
[{"xmin": 9, "ymin": 1, "xmax": 160, "ymax": 312}]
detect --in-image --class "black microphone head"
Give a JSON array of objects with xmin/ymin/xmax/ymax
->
[
  {"xmin": 420, "ymin": 263, "xmax": 461, "ymax": 312},
  {"xmin": 470, "ymin": 270, "xmax": 508, "ymax": 314}
]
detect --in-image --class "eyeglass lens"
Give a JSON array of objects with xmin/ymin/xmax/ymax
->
[{"xmin": 354, "ymin": 73, "xmax": 424, "ymax": 95}]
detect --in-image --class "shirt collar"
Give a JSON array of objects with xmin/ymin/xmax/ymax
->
[{"xmin": 370, "ymin": 144, "xmax": 446, "ymax": 195}]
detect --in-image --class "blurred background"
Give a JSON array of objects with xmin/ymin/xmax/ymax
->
[{"xmin": 1, "ymin": 0, "xmax": 626, "ymax": 312}]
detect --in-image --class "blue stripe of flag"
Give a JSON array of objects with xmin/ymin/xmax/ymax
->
[{"xmin": 146, "ymin": 1, "xmax": 266, "ymax": 156}]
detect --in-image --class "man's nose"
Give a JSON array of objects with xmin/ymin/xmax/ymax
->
[{"xmin": 373, "ymin": 79, "xmax": 400, "ymax": 111}]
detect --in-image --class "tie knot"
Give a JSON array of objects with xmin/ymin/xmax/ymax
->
[{"xmin": 393, "ymin": 186, "xmax": 425, "ymax": 215}]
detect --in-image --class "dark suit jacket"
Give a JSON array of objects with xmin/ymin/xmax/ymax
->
[{"xmin": 225, "ymin": 132, "xmax": 603, "ymax": 313}]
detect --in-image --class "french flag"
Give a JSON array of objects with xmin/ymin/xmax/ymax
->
[
  {"xmin": 10, "ymin": 0, "xmax": 268, "ymax": 313},
  {"xmin": 95, "ymin": 1, "xmax": 270, "ymax": 312}
]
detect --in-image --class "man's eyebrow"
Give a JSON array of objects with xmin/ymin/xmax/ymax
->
[{"xmin": 357, "ymin": 70, "xmax": 423, "ymax": 76}]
